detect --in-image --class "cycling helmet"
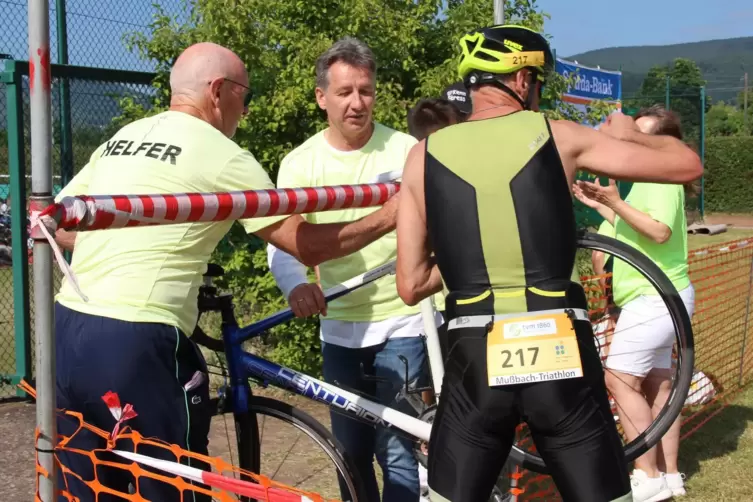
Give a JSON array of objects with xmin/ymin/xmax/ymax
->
[{"xmin": 457, "ymin": 25, "xmax": 554, "ymax": 110}]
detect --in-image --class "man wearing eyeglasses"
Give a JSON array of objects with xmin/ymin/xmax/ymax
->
[{"xmin": 52, "ymin": 41, "xmax": 401, "ymax": 502}]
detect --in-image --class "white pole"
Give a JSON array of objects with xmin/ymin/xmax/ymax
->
[
  {"xmin": 28, "ymin": 0, "xmax": 57, "ymax": 499},
  {"xmin": 494, "ymin": 0, "xmax": 505, "ymax": 25},
  {"xmin": 420, "ymin": 298, "xmax": 445, "ymax": 396}
]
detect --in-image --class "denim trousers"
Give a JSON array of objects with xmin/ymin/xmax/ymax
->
[{"xmin": 322, "ymin": 336, "xmax": 427, "ymax": 502}]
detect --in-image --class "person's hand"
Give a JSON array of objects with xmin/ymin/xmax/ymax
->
[
  {"xmin": 574, "ymin": 178, "xmax": 621, "ymax": 209},
  {"xmin": 288, "ymin": 283, "xmax": 327, "ymax": 318},
  {"xmin": 599, "ymin": 112, "xmax": 639, "ymax": 141},
  {"xmin": 572, "ymin": 182, "xmax": 604, "ymax": 210}
]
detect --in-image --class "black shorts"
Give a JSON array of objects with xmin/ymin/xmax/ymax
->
[{"xmin": 427, "ymin": 317, "xmax": 631, "ymax": 502}]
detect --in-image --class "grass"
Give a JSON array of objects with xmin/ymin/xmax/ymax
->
[{"xmin": 682, "ymin": 385, "xmax": 753, "ymax": 501}]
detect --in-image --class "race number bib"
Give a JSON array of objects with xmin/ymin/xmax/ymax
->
[{"xmin": 487, "ymin": 312, "xmax": 583, "ymax": 386}]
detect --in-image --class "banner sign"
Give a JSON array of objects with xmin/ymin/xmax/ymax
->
[{"xmin": 556, "ymin": 58, "xmax": 622, "ymax": 104}]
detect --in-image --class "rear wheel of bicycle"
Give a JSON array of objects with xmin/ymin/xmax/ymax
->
[
  {"xmin": 228, "ymin": 396, "xmax": 368, "ymax": 502},
  {"xmin": 507, "ymin": 232, "xmax": 695, "ymax": 473}
]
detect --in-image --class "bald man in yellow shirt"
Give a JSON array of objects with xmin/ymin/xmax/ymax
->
[{"xmin": 53, "ymin": 42, "xmax": 399, "ymax": 502}]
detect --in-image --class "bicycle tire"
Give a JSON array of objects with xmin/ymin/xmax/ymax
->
[
  {"xmin": 507, "ymin": 232, "xmax": 695, "ymax": 473},
  {"xmin": 231, "ymin": 396, "xmax": 369, "ymax": 502}
]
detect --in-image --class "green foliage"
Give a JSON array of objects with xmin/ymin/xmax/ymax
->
[
  {"xmin": 116, "ymin": 0, "xmax": 615, "ymax": 374},
  {"xmin": 625, "ymin": 58, "xmax": 708, "ymax": 147},
  {"xmin": 707, "ymin": 102, "xmax": 747, "ymax": 137},
  {"xmin": 703, "ymin": 137, "xmax": 753, "ymax": 213}
]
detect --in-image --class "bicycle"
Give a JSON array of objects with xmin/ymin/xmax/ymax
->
[{"xmin": 191, "ymin": 232, "xmax": 694, "ymax": 500}]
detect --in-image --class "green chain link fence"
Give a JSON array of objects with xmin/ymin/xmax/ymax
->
[{"xmin": 0, "ymin": 0, "xmax": 180, "ymax": 398}]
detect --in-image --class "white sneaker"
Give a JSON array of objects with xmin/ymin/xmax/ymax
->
[
  {"xmin": 664, "ymin": 472, "xmax": 687, "ymax": 496},
  {"xmin": 630, "ymin": 469, "xmax": 673, "ymax": 502}
]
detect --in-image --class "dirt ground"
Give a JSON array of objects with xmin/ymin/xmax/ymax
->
[
  {"xmin": 0, "ymin": 390, "xmax": 343, "ymax": 502},
  {"xmin": 701, "ymin": 213, "xmax": 753, "ymax": 228}
]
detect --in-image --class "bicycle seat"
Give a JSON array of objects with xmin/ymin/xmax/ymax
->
[{"xmin": 204, "ymin": 263, "xmax": 225, "ymax": 278}]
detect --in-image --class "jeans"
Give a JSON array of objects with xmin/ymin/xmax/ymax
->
[{"xmin": 322, "ymin": 336, "xmax": 427, "ymax": 502}]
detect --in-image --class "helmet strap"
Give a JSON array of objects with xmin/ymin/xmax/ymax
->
[
  {"xmin": 523, "ymin": 70, "xmax": 539, "ymax": 111},
  {"xmin": 465, "ymin": 71, "xmax": 539, "ymax": 111},
  {"xmin": 490, "ymin": 79, "xmax": 527, "ymax": 110}
]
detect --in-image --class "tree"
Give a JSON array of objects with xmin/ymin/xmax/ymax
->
[
  {"xmin": 706, "ymin": 101, "xmax": 745, "ymax": 137},
  {"xmin": 120, "ymin": 0, "xmax": 611, "ymax": 374},
  {"xmin": 629, "ymin": 58, "xmax": 711, "ymax": 146}
]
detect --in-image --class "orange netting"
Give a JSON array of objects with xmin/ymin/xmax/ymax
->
[
  {"xmin": 513, "ymin": 237, "xmax": 753, "ymax": 500},
  {"xmin": 20, "ymin": 381, "xmax": 339, "ymax": 502}
]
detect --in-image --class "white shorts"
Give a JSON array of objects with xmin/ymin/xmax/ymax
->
[{"xmin": 605, "ymin": 285, "xmax": 695, "ymax": 377}]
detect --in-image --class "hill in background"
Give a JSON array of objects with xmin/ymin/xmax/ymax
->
[{"xmin": 567, "ymin": 36, "xmax": 753, "ymax": 104}]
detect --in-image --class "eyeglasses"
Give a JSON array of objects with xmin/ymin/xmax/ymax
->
[{"xmin": 212, "ymin": 77, "xmax": 253, "ymax": 107}]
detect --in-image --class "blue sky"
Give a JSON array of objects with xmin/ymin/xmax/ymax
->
[
  {"xmin": 539, "ymin": 0, "xmax": 753, "ymax": 57},
  {"xmin": 1, "ymin": 0, "xmax": 751, "ymax": 72}
]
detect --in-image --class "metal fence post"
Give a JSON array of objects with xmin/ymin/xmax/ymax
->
[
  {"xmin": 699, "ymin": 86, "xmax": 706, "ymax": 220},
  {"xmin": 28, "ymin": 0, "xmax": 58, "ymax": 498},
  {"xmin": 493, "ymin": 0, "xmax": 504, "ymax": 24},
  {"xmin": 1, "ymin": 60, "xmax": 32, "ymax": 397}
]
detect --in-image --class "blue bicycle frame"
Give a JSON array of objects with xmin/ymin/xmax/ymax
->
[{"xmin": 211, "ymin": 261, "xmax": 433, "ymax": 443}]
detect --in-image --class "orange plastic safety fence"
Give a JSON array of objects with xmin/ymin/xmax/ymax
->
[
  {"xmin": 20, "ymin": 382, "xmax": 338, "ymax": 502},
  {"xmin": 513, "ymin": 237, "xmax": 753, "ymax": 500}
]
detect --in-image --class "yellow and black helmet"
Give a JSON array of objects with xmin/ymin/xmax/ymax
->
[{"xmin": 458, "ymin": 25, "xmax": 554, "ymax": 109}]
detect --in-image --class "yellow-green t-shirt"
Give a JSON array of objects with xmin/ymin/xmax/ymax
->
[
  {"xmin": 612, "ymin": 183, "xmax": 690, "ymax": 306},
  {"xmin": 597, "ymin": 219, "xmax": 614, "ymax": 238},
  {"xmin": 55, "ymin": 111, "xmax": 286, "ymax": 334},
  {"xmin": 277, "ymin": 123, "xmax": 424, "ymax": 321}
]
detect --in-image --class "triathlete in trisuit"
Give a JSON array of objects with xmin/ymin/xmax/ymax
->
[{"xmin": 395, "ymin": 25, "xmax": 703, "ymax": 502}]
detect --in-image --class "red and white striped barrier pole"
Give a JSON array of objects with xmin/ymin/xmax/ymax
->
[
  {"xmin": 37, "ymin": 182, "xmax": 399, "ymax": 232},
  {"xmin": 29, "ymin": 182, "xmax": 399, "ymax": 302}
]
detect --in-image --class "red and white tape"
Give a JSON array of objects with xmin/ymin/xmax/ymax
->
[
  {"xmin": 689, "ymin": 239, "xmax": 751, "ymax": 258},
  {"xmin": 29, "ymin": 182, "xmax": 399, "ymax": 302}
]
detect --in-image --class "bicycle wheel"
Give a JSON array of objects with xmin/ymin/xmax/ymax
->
[
  {"xmin": 219, "ymin": 395, "xmax": 368, "ymax": 502},
  {"xmin": 507, "ymin": 232, "xmax": 695, "ymax": 473}
]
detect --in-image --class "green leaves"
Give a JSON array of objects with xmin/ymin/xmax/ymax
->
[
  {"xmin": 704, "ymin": 137, "xmax": 753, "ymax": 213},
  {"xmin": 626, "ymin": 58, "xmax": 708, "ymax": 146}
]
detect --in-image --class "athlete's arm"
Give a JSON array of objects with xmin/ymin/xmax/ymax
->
[
  {"xmin": 395, "ymin": 141, "xmax": 444, "ymax": 306},
  {"xmin": 255, "ymin": 201, "xmax": 398, "ymax": 267},
  {"xmin": 551, "ymin": 113, "xmax": 703, "ymax": 184}
]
